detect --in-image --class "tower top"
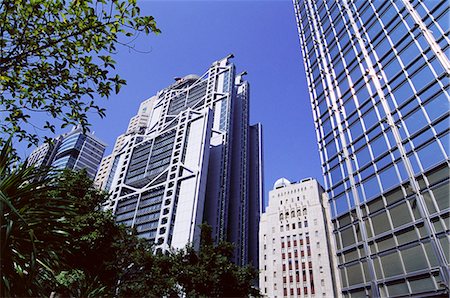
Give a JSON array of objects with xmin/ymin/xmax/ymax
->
[{"xmin": 273, "ymin": 177, "xmax": 291, "ymax": 189}]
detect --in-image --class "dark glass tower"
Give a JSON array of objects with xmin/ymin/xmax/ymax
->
[{"xmin": 293, "ymin": 0, "xmax": 449, "ymax": 297}]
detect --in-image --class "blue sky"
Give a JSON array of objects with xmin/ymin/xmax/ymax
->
[{"xmin": 22, "ymin": 0, "xmax": 323, "ymax": 206}]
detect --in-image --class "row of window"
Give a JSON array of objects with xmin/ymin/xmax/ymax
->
[{"xmin": 279, "ymin": 208, "xmax": 308, "ymax": 220}]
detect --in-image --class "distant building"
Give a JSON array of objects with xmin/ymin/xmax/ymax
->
[
  {"xmin": 293, "ymin": 0, "xmax": 450, "ymax": 296},
  {"xmin": 27, "ymin": 141, "xmax": 58, "ymax": 168},
  {"xmin": 28, "ymin": 126, "xmax": 106, "ymax": 179},
  {"xmin": 259, "ymin": 178, "xmax": 340, "ymax": 298},
  {"xmin": 99, "ymin": 55, "xmax": 263, "ymax": 267}
]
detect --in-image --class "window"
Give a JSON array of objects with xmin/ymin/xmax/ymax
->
[
  {"xmin": 389, "ymin": 202, "xmax": 412, "ymax": 228},
  {"xmin": 401, "ymin": 244, "xmax": 429, "ymax": 273},
  {"xmin": 380, "ymin": 251, "xmax": 404, "ymax": 278}
]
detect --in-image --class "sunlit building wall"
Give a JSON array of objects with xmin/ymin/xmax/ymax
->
[
  {"xmin": 259, "ymin": 178, "xmax": 340, "ymax": 298},
  {"xmin": 102, "ymin": 56, "xmax": 263, "ymax": 267},
  {"xmin": 293, "ymin": 0, "xmax": 449, "ymax": 297}
]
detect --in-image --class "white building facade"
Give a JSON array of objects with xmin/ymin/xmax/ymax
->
[
  {"xmin": 99, "ymin": 56, "xmax": 263, "ymax": 267},
  {"xmin": 259, "ymin": 178, "xmax": 340, "ymax": 297}
]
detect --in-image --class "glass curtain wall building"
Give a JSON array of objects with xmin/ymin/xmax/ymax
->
[
  {"xmin": 103, "ymin": 56, "xmax": 263, "ymax": 267},
  {"xmin": 27, "ymin": 126, "xmax": 106, "ymax": 179},
  {"xmin": 293, "ymin": 0, "xmax": 449, "ymax": 297},
  {"xmin": 51, "ymin": 127, "xmax": 106, "ymax": 179}
]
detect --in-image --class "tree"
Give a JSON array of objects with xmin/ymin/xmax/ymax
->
[
  {"xmin": 0, "ymin": 0, "xmax": 160, "ymax": 148},
  {"xmin": 1, "ymin": 157, "xmax": 259, "ymax": 297},
  {"xmin": 0, "ymin": 140, "xmax": 75, "ymax": 296},
  {"xmin": 172, "ymin": 223, "xmax": 260, "ymax": 297}
]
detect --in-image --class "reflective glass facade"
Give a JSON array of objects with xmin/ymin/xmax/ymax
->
[
  {"xmin": 52, "ymin": 128, "xmax": 106, "ymax": 179},
  {"xmin": 28, "ymin": 127, "xmax": 106, "ymax": 179},
  {"xmin": 293, "ymin": 0, "xmax": 449, "ymax": 296}
]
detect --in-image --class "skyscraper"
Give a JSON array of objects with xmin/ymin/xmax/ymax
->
[
  {"xmin": 293, "ymin": 1, "xmax": 449, "ymax": 297},
  {"xmin": 101, "ymin": 55, "xmax": 263, "ymax": 267},
  {"xmin": 28, "ymin": 126, "xmax": 106, "ymax": 179},
  {"xmin": 95, "ymin": 98, "xmax": 153, "ymax": 189},
  {"xmin": 259, "ymin": 178, "xmax": 340, "ymax": 298}
]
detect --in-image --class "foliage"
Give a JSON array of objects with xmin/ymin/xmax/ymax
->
[
  {"xmin": 0, "ymin": 0, "xmax": 160, "ymax": 147},
  {"xmin": 0, "ymin": 158, "xmax": 259, "ymax": 297},
  {"xmin": 172, "ymin": 223, "xmax": 261, "ymax": 297},
  {"xmin": 48, "ymin": 169, "xmax": 178, "ymax": 297},
  {"xmin": 0, "ymin": 140, "xmax": 75, "ymax": 297}
]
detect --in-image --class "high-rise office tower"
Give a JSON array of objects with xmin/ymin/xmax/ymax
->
[
  {"xmin": 95, "ymin": 98, "xmax": 154, "ymax": 189},
  {"xmin": 101, "ymin": 56, "xmax": 263, "ymax": 266},
  {"xmin": 28, "ymin": 126, "xmax": 106, "ymax": 179},
  {"xmin": 259, "ymin": 178, "xmax": 340, "ymax": 298},
  {"xmin": 293, "ymin": 1, "xmax": 449, "ymax": 297}
]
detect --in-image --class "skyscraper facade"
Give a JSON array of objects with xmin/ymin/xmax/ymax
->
[
  {"xmin": 95, "ymin": 98, "xmax": 154, "ymax": 189},
  {"xmin": 293, "ymin": 1, "xmax": 449, "ymax": 297},
  {"xmin": 259, "ymin": 178, "xmax": 340, "ymax": 298},
  {"xmin": 28, "ymin": 126, "xmax": 106, "ymax": 179},
  {"xmin": 102, "ymin": 56, "xmax": 263, "ymax": 266}
]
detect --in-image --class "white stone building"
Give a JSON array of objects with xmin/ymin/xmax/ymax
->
[{"xmin": 259, "ymin": 177, "xmax": 340, "ymax": 297}]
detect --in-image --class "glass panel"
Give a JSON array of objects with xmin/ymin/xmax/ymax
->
[
  {"xmin": 355, "ymin": 146, "xmax": 371, "ymax": 167},
  {"xmin": 423, "ymin": 92, "xmax": 450, "ymax": 122},
  {"xmin": 395, "ymin": 227, "xmax": 417, "ymax": 246},
  {"xmin": 341, "ymin": 226, "xmax": 356, "ymax": 248},
  {"xmin": 438, "ymin": 236, "xmax": 450, "ymax": 264},
  {"xmin": 335, "ymin": 193, "xmax": 349, "ymax": 215},
  {"xmin": 371, "ymin": 211, "xmax": 391, "ymax": 235},
  {"xmin": 432, "ymin": 218, "xmax": 445, "ymax": 233},
  {"xmin": 389, "ymin": 202, "xmax": 412, "ymax": 228},
  {"xmin": 404, "ymin": 108, "xmax": 428, "ymax": 136},
  {"xmin": 380, "ymin": 251, "xmax": 404, "ymax": 278},
  {"xmin": 431, "ymin": 183, "xmax": 450, "ymax": 212},
  {"xmin": 422, "ymin": 192, "xmax": 437, "ymax": 214},
  {"xmin": 426, "ymin": 164, "xmax": 450, "ymax": 185},
  {"xmin": 417, "ymin": 140, "xmax": 445, "ymax": 170},
  {"xmin": 423, "ymin": 241, "xmax": 439, "ymax": 267},
  {"xmin": 401, "ymin": 244, "xmax": 429, "ymax": 273},
  {"xmin": 376, "ymin": 235, "xmax": 396, "ymax": 252},
  {"xmin": 387, "ymin": 280, "xmax": 409, "ymax": 296},
  {"xmin": 368, "ymin": 197, "xmax": 384, "ymax": 213},
  {"xmin": 385, "ymin": 187, "xmax": 404, "ymax": 205},
  {"xmin": 379, "ymin": 165, "xmax": 399, "ymax": 191},
  {"xmin": 344, "ymin": 248, "xmax": 359, "ymax": 263},
  {"xmin": 363, "ymin": 176, "xmax": 381, "ymax": 201},
  {"xmin": 370, "ymin": 135, "xmax": 389, "ymax": 159},
  {"xmin": 346, "ymin": 263, "xmax": 364, "ymax": 286},
  {"xmin": 373, "ymin": 257, "xmax": 383, "ymax": 279},
  {"xmin": 393, "ymin": 81, "xmax": 415, "ymax": 106},
  {"xmin": 408, "ymin": 276, "xmax": 436, "ymax": 293}
]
